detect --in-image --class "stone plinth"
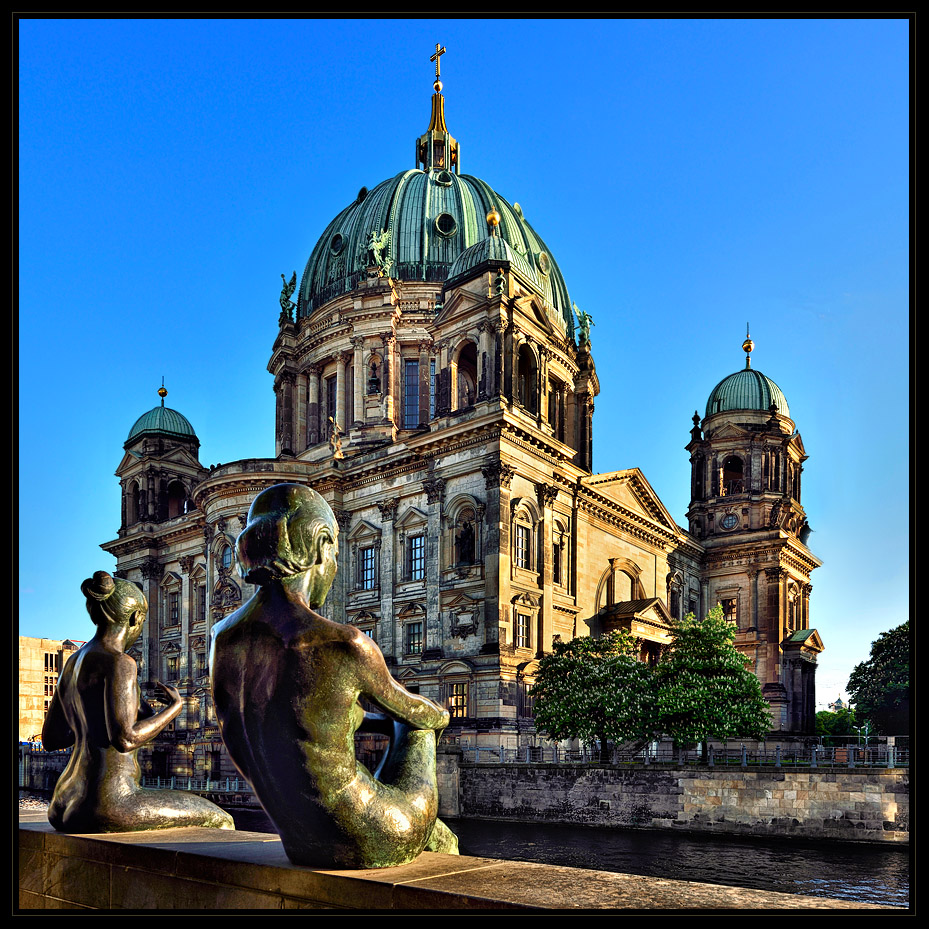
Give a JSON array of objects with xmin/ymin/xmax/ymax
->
[{"xmin": 19, "ymin": 814, "xmax": 889, "ymax": 910}]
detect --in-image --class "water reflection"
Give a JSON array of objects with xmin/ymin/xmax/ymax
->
[{"xmin": 229, "ymin": 808, "xmax": 908, "ymax": 908}]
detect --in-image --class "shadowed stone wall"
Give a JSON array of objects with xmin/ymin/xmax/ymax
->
[{"xmin": 455, "ymin": 765, "xmax": 908, "ymax": 843}]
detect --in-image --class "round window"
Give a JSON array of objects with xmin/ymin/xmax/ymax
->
[
  {"xmin": 536, "ymin": 251, "xmax": 551, "ymax": 275},
  {"xmin": 329, "ymin": 233, "xmax": 344, "ymax": 255},
  {"xmin": 435, "ymin": 170, "xmax": 453, "ymax": 186},
  {"xmin": 435, "ymin": 213, "xmax": 458, "ymax": 237}
]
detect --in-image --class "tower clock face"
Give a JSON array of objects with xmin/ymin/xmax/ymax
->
[{"xmin": 720, "ymin": 513, "xmax": 739, "ymax": 530}]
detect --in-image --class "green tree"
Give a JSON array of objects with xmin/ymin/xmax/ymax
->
[
  {"xmin": 530, "ymin": 630, "xmax": 656, "ymax": 760},
  {"xmin": 654, "ymin": 607, "xmax": 771, "ymax": 749},
  {"xmin": 847, "ymin": 621, "xmax": 909, "ymax": 735},
  {"xmin": 815, "ymin": 707, "xmax": 857, "ymax": 745}
]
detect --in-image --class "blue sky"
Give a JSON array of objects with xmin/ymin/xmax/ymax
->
[{"xmin": 19, "ymin": 18, "xmax": 909, "ymax": 706}]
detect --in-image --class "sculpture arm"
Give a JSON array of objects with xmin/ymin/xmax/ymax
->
[
  {"xmin": 41, "ymin": 690, "xmax": 74, "ymax": 751},
  {"xmin": 354, "ymin": 633, "xmax": 449, "ymax": 732},
  {"xmin": 104, "ymin": 656, "xmax": 182, "ymax": 752}
]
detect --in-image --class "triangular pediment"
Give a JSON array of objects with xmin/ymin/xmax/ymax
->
[
  {"xmin": 435, "ymin": 286, "xmax": 484, "ymax": 323},
  {"xmin": 347, "ymin": 519, "xmax": 381, "ymax": 541},
  {"xmin": 784, "ymin": 627, "xmax": 824, "ymax": 653},
  {"xmin": 441, "ymin": 590, "xmax": 481, "ymax": 611},
  {"xmin": 583, "ymin": 468, "xmax": 678, "ymax": 532},
  {"xmin": 713, "ymin": 422, "xmax": 752, "ymax": 440},
  {"xmin": 396, "ymin": 505, "xmax": 428, "ymax": 529},
  {"xmin": 789, "ymin": 431, "xmax": 807, "ymax": 457},
  {"xmin": 115, "ymin": 445, "xmax": 203, "ymax": 476}
]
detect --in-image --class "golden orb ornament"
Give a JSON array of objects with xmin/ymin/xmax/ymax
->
[
  {"xmin": 486, "ymin": 208, "xmax": 501, "ymax": 228},
  {"xmin": 158, "ymin": 386, "xmax": 168, "ymax": 400},
  {"xmin": 434, "ymin": 79, "xmax": 443, "ymax": 94}
]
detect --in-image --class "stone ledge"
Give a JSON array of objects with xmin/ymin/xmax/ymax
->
[{"xmin": 18, "ymin": 815, "xmax": 893, "ymax": 910}]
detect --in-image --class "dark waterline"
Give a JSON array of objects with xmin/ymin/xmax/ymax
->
[{"xmin": 229, "ymin": 808, "xmax": 908, "ymax": 908}]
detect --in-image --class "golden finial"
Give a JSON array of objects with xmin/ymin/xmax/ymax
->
[
  {"xmin": 158, "ymin": 377, "xmax": 168, "ymax": 406},
  {"xmin": 430, "ymin": 43, "xmax": 446, "ymax": 93},
  {"xmin": 486, "ymin": 207, "xmax": 501, "ymax": 234},
  {"xmin": 742, "ymin": 323, "xmax": 754, "ymax": 369}
]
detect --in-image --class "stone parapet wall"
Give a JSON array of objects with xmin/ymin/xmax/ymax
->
[
  {"xmin": 18, "ymin": 817, "xmax": 885, "ymax": 910},
  {"xmin": 456, "ymin": 765, "xmax": 908, "ymax": 843}
]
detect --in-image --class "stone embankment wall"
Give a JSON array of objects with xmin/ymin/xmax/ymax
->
[{"xmin": 455, "ymin": 764, "xmax": 908, "ymax": 844}]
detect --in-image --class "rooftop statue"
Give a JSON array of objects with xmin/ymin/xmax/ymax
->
[
  {"xmin": 575, "ymin": 303, "xmax": 594, "ymax": 345},
  {"xmin": 209, "ymin": 483, "xmax": 458, "ymax": 868},
  {"xmin": 279, "ymin": 271, "xmax": 297, "ymax": 322},
  {"xmin": 42, "ymin": 572, "xmax": 234, "ymax": 833}
]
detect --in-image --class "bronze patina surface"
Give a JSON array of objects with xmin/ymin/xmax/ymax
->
[
  {"xmin": 210, "ymin": 483, "xmax": 458, "ymax": 868},
  {"xmin": 43, "ymin": 572, "xmax": 234, "ymax": 833}
]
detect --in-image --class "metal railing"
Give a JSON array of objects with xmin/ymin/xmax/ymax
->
[
  {"xmin": 458, "ymin": 742, "xmax": 909, "ymax": 769},
  {"xmin": 140, "ymin": 775, "xmax": 254, "ymax": 797}
]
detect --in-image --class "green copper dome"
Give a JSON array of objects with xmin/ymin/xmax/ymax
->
[
  {"xmin": 705, "ymin": 367, "xmax": 790, "ymax": 418},
  {"xmin": 298, "ymin": 168, "xmax": 575, "ymax": 338},
  {"xmin": 127, "ymin": 405, "xmax": 197, "ymax": 443}
]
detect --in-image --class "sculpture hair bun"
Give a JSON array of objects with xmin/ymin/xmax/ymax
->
[{"xmin": 82, "ymin": 570, "xmax": 116, "ymax": 601}]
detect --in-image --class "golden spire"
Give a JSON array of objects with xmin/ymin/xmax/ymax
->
[
  {"xmin": 742, "ymin": 324, "xmax": 755, "ymax": 369},
  {"xmin": 417, "ymin": 42, "xmax": 459, "ymax": 172},
  {"xmin": 158, "ymin": 377, "xmax": 168, "ymax": 406}
]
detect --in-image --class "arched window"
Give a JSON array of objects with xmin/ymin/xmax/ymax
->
[
  {"xmin": 454, "ymin": 507, "xmax": 476, "ymax": 565},
  {"xmin": 517, "ymin": 343, "xmax": 538, "ymax": 414},
  {"xmin": 455, "ymin": 342, "xmax": 477, "ymax": 410},
  {"xmin": 167, "ymin": 480, "xmax": 187, "ymax": 519},
  {"xmin": 127, "ymin": 480, "xmax": 142, "ymax": 524},
  {"xmin": 722, "ymin": 455, "xmax": 744, "ymax": 496}
]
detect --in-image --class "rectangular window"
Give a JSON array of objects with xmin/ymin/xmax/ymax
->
[
  {"xmin": 515, "ymin": 613, "xmax": 530, "ymax": 649},
  {"xmin": 408, "ymin": 535, "xmax": 425, "ymax": 580},
  {"xmin": 449, "ymin": 681, "xmax": 468, "ymax": 718},
  {"xmin": 515, "ymin": 524, "xmax": 531, "ymax": 569},
  {"xmin": 360, "ymin": 546, "xmax": 377, "ymax": 590},
  {"xmin": 197, "ymin": 585, "xmax": 206, "ymax": 623},
  {"xmin": 166, "ymin": 655, "xmax": 178, "ymax": 681},
  {"xmin": 552, "ymin": 539, "xmax": 562, "ymax": 585},
  {"xmin": 429, "ymin": 360, "xmax": 436, "ymax": 419},
  {"xmin": 721, "ymin": 598, "xmax": 737, "ymax": 625},
  {"xmin": 406, "ymin": 621, "xmax": 423, "ymax": 655},
  {"xmin": 169, "ymin": 591, "xmax": 179, "ymax": 625},
  {"xmin": 197, "ymin": 652, "xmax": 207, "ymax": 677},
  {"xmin": 404, "ymin": 359, "xmax": 420, "ymax": 429}
]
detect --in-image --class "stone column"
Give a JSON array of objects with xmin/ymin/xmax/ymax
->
[
  {"xmin": 802, "ymin": 582, "xmax": 812, "ymax": 629},
  {"xmin": 482, "ymin": 463, "xmax": 515, "ymax": 649},
  {"xmin": 536, "ymin": 483, "xmax": 558, "ymax": 656},
  {"xmin": 423, "ymin": 478, "xmax": 446, "ymax": 656},
  {"xmin": 700, "ymin": 578, "xmax": 709, "ymax": 619},
  {"xmin": 493, "ymin": 320, "xmax": 505, "ymax": 399},
  {"xmin": 381, "ymin": 334, "xmax": 396, "ymax": 425},
  {"xmin": 139, "ymin": 558, "xmax": 164, "ymax": 679},
  {"xmin": 477, "ymin": 322, "xmax": 491, "ymax": 401},
  {"xmin": 307, "ymin": 364, "xmax": 321, "ymax": 446},
  {"xmin": 377, "ymin": 500, "xmax": 397, "ymax": 659},
  {"xmin": 336, "ymin": 352, "xmax": 348, "ymax": 433},
  {"xmin": 419, "ymin": 340, "xmax": 432, "ymax": 426},
  {"xmin": 332, "ymin": 509, "xmax": 353, "ymax": 626},
  {"xmin": 352, "ymin": 338, "xmax": 365, "ymax": 427},
  {"xmin": 295, "ymin": 373, "xmax": 308, "ymax": 453},
  {"xmin": 749, "ymin": 568, "xmax": 760, "ymax": 631}
]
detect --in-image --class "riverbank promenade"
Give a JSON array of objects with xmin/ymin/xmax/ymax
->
[{"xmin": 19, "ymin": 813, "xmax": 896, "ymax": 911}]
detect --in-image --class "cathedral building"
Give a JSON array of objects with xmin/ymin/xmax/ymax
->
[{"xmin": 101, "ymin": 53, "xmax": 823, "ymax": 778}]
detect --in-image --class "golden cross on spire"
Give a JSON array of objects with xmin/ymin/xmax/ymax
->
[{"xmin": 430, "ymin": 43, "xmax": 446, "ymax": 81}]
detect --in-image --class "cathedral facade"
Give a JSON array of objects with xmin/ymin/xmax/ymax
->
[{"xmin": 101, "ymin": 61, "xmax": 822, "ymax": 778}]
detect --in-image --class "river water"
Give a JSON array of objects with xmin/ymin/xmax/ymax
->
[{"xmin": 229, "ymin": 808, "xmax": 909, "ymax": 908}]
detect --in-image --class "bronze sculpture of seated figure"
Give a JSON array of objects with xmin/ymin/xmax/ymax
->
[
  {"xmin": 43, "ymin": 572, "xmax": 234, "ymax": 833},
  {"xmin": 209, "ymin": 483, "xmax": 458, "ymax": 868}
]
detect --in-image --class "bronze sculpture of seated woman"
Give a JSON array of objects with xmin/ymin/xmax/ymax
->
[
  {"xmin": 210, "ymin": 483, "xmax": 458, "ymax": 868},
  {"xmin": 43, "ymin": 571, "xmax": 234, "ymax": 833}
]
